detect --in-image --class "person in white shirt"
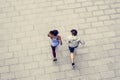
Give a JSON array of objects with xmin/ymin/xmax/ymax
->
[{"xmin": 68, "ymin": 29, "xmax": 81, "ymax": 68}]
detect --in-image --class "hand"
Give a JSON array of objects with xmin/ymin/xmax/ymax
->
[
  {"xmin": 60, "ymin": 42, "xmax": 62, "ymax": 45},
  {"xmin": 81, "ymin": 40, "xmax": 85, "ymax": 45}
]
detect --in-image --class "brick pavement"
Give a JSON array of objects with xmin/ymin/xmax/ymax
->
[{"xmin": 0, "ymin": 0, "xmax": 120, "ymax": 80}]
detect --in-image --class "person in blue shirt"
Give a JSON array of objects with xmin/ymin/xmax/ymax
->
[{"xmin": 48, "ymin": 30, "xmax": 62, "ymax": 61}]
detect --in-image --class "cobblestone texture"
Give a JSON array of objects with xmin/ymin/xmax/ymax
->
[{"xmin": 0, "ymin": 0, "xmax": 120, "ymax": 80}]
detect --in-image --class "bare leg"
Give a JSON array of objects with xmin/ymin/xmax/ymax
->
[
  {"xmin": 69, "ymin": 47, "xmax": 75, "ymax": 67},
  {"xmin": 70, "ymin": 53, "xmax": 74, "ymax": 63}
]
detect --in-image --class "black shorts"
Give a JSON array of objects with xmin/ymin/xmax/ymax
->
[{"xmin": 69, "ymin": 47, "xmax": 75, "ymax": 53}]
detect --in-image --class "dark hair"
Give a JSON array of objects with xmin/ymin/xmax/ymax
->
[
  {"xmin": 53, "ymin": 30, "xmax": 59, "ymax": 36},
  {"xmin": 71, "ymin": 29, "xmax": 77, "ymax": 36},
  {"xmin": 50, "ymin": 30, "xmax": 54, "ymax": 35},
  {"xmin": 50, "ymin": 30, "xmax": 59, "ymax": 36}
]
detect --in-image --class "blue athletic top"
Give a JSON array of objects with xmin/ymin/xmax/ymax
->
[{"xmin": 51, "ymin": 37, "xmax": 59, "ymax": 47}]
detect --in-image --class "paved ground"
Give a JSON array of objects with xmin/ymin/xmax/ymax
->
[{"xmin": 0, "ymin": 0, "xmax": 120, "ymax": 80}]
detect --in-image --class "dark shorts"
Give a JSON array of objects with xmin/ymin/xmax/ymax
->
[{"xmin": 69, "ymin": 47, "xmax": 77, "ymax": 53}]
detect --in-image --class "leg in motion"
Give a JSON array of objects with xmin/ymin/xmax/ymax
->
[
  {"xmin": 69, "ymin": 47, "xmax": 75, "ymax": 66},
  {"xmin": 51, "ymin": 46, "xmax": 57, "ymax": 61}
]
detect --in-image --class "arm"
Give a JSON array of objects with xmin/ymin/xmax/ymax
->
[
  {"xmin": 48, "ymin": 32, "xmax": 50, "ymax": 37},
  {"xmin": 57, "ymin": 36, "xmax": 62, "ymax": 45},
  {"xmin": 77, "ymin": 36, "xmax": 85, "ymax": 45},
  {"xmin": 48, "ymin": 32, "xmax": 52, "ymax": 38}
]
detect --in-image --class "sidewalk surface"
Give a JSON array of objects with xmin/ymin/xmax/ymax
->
[{"xmin": 0, "ymin": 0, "xmax": 120, "ymax": 80}]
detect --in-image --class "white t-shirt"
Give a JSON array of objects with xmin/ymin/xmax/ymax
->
[{"xmin": 68, "ymin": 35, "xmax": 80, "ymax": 47}]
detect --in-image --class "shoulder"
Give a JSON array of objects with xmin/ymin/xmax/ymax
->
[
  {"xmin": 68, "ymin": 35, "xmax": 72, "ymax": 38},
  {"xmin": 68, "ymin": 35, "xmax": 74, "ymax": 39},
  {"xmin": 57, "ymin": 35, "xmax": 61, "ymax": 40},
  {"xmin": 76, "ymin": 35, "xmax": 80, "ymax": 40}
]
